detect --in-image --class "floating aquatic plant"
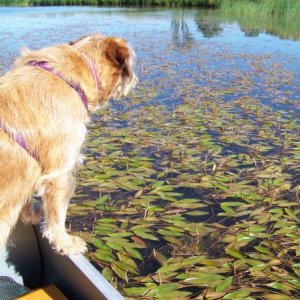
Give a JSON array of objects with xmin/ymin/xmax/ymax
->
[{"xmin": 65, "ymin": 29, "xmax": 300, "ymax": 299}]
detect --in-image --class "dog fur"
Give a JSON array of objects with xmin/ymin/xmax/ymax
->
[{"xmin": 0, "ymin": 34, "xmax": 137, "ymax": 255}]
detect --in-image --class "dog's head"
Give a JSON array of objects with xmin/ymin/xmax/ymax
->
[{"xmin": 69, "ymin": 34, "xmax": 138, "ymax": 109}]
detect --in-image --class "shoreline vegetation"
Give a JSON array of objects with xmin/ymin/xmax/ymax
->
[
  {"xmin": 0, "ymin": 0, "xmax": 300, "ymax": 27},
  {"xmin": 0, "ymin": 0, "xmax": 300, "ymax": 20}
]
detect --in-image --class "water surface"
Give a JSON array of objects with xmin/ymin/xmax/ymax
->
[
  {"xmin": 1, "ymin": 6, "xmax": 300, "ymax": 298},
  {"xmin": 0, "ymin": 7, "xmax": 299, "ymax": 110}
]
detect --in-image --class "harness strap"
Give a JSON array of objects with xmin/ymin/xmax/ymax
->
[
  {"xmin": 0, "ymin": 53, "xmax": 99, "ymax": 160},
  {"xmin": 28, "ymin": 61, "xmax": 89, "ymax": 111},
  {"xmin": 81, "ymin": 52, "xmax": 100, "ymax": 94},
  {"xmin": 0, "ymin": 121, "xmax": 36, "ymax": 159}
]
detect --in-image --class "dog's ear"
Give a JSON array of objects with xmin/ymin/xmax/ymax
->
[
  {"xmin": 105, "ymin": 38, "xmax": 131, "ymax": 76},
  {"xmin": 69, "ymin": 34, "xmax": 106, "ymax": 46},
  {"xmin": 69, "ymin": 35, "xmax": 90, "ymax": 46}
]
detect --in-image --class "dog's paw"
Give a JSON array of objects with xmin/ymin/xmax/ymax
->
[
  {"xmin": 43, "ymin": 226, "xmax": 87, "ymax": 255},
  {"xmin": 61, "ymin": 235, "xmax": 87, "ymax": 255},
  {"xmin": 51, "ymin": 234, "xmax": 87, "ymax": 255}
]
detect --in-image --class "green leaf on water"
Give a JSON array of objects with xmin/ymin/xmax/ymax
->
[
  {"xmin": 90, "ymin": 238, "xmax": 110, "ymax": 250},
  {"xmin": 181, "ymin": 256, "xmax": 205, "ymax": 266},
  {"xmin": 225, "ymin": 248, "xmax": 246, "ymax": 259},
  {"xmin": 254, "ymin": 245, "xmax": 273, "ymax": 255},
  {"xmin": 215, "ymin": 276, "xmax": 234, "ymax": 292},
  {"xmin": 157, "ymin": 264, "xmax": 182, "ymax": 274},
  {"xmin": 123, "ymin": 287, "xmax": 149, "ymax": 297},
  {"xmin": 114, "ymin": 261, "xmax": 139, "ymax": 275},
  {"xmin": 111, "ymin": 262, "xmax": 127, "ymax": 281},
  {"xmin": 94, "ymin": 252, "xmax": 116, "ymax": 263},
  {"xmin": 132, "ymin": 230, "xmax": 159, "ymax": 241},
  {"xmin": 266, "ymin": 282, "xmax": 294, "ymax": 291},
  {"xmin": 102, "ymin": 267, "xmax": 113, "ymax": 282},
  {"xmin": 106, "ymin": 242, "xmax": 124, "ymax": 251},
  {"xmin": 124, "ymin": 246, "xmax": 143, "ymax": 260},
  {"xmin": 223, "ymin": 290, "xmax": 250, "ymax": 299},
  {"xmin": 236, "ymin": 233, "xmax": 256, "ymax": 243}
]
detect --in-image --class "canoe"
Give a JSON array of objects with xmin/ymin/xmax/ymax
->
[{"xmin": 0, "ymin": 220, "xmax": 124, "ymax": 300}]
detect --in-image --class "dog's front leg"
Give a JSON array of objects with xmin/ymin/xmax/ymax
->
[{"xmin": 42, "ymin": 173, "xmax": 86, "ymax": 255}]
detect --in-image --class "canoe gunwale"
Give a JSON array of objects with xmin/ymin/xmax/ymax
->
[{"xmin": 0, "ymin": 221, "xmax": 124, "ymax": 300}]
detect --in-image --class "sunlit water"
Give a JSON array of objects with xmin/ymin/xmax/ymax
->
[
  {"xmin": 2, "ymin": 7, "xmax": 300, "ymax": 293},
  {"xmin": 0, "ymin": 6, "xmax": 299, "ymax": 111}
]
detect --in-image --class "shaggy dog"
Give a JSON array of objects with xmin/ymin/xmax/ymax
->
[{"xmin": 0, "ymin": 34, "xmax": 137, "ymax": 255}]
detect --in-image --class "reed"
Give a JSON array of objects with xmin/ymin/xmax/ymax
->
[
  {"xmin": 0, "ymin": 0, "xmax": 299, "ymax": 21},
  {"xmin": 220, "ymin": 0, "xmax": 300, "ymax": 20},
  {"xmin": 215, "ymin": 8, "xmax": 300, "ymax": 40},
  {"xmin": 0, "ymin": 0, "xmax": 29, "ymax": 5},
  {"xmin": 0, "ymin": 0, "xmax": 99, "ymax": 5},
  {"xmin": 0, "ymin": 0, "xmax": 218, "ymax": 6}
]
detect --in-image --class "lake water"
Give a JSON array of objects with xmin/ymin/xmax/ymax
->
[
  {"xmin": 0, "ymin": 6, "xmax": 299, "ymax": 111},
  {"xmin": 2, "ymin": 6, "xmax": 300, "ymax": 297}
]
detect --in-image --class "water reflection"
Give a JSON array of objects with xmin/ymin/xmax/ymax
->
[
  {"xmin": 226, "ymin": 13, "xmax": 300, "ymax": 41},
  {"xmin": 170, "ymin": 10, "xmax": 194, "ymax": 48},
  {"xmin": 241, "ymin": 28, "xmax": 260, "ymax": 38},
  {"xmin": 194, "ymin": 16, "xmax": 223, "ymax": 38},
  {"xmin": 0, "ymin": 6, "xmax": 299, "ymax": 74},
  {"xmin": 194, "ymin": 10, "xmax": 300, "ymax": 40}
]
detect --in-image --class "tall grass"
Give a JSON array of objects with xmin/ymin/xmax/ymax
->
[
  {"xmin": 0, "ymin": 0, "xmax": 300, "ymax": 21},
  {"xmin": 220, "ymin": 0, "xmax": 300, "ymax": 20},
  {"xmin": 217, "ymin": 0, "xmax": 300, "ymax": 40},
  {"xmin": 0, "ymin": 0, "xmax": 218, "ymax": 6},
  {"xmin": 0, "ymin": 0, "xmax": 29, "ymax": 5},
  {"xmin": 0, "ymin": 0, "xmax": 99, "ymax": 5}
]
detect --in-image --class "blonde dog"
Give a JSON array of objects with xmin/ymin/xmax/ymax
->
[{"xmin": 0, "ymin": 34, "xmax": 137, "ymax": 255}]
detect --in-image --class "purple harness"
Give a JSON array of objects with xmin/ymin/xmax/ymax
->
[
  {"xmin": 0, "ymin": 58, "xmax": 96, "ymax": 159},
  {"xmin": 28, "ymin": 61, "xmax": 89, "ymax": 110},
  {"xmin": 0, "ymin": 121, "xmax": 31, "ymax": 155}
]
